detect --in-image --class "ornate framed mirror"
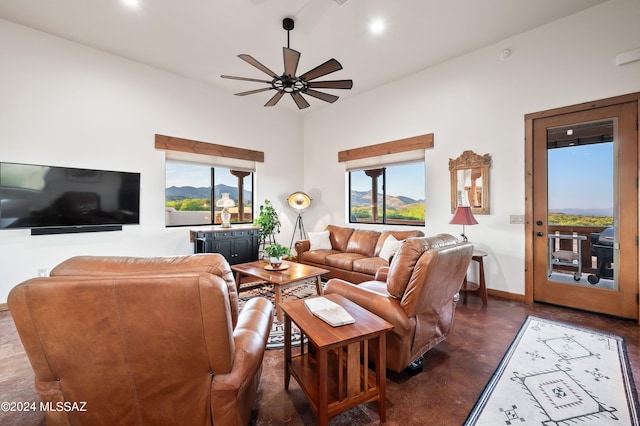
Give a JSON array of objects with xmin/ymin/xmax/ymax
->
[{"xmin": 449, "ymin": 150, "xmax": 492, "ymax": 215}]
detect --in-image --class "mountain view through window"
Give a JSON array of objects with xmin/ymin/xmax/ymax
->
[
  {"xmin": 165, "ymin": 162, "xmax": 253, "ymax": 226},
  {"xmin": 349, "ymin": 163, "xmax": 425, "ymax": 225}
]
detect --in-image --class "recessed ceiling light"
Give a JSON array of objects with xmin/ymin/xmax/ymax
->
[
  {"xmin": 122, "ymin": 0, "xmax": 140, "ymax": 8},
  {"xmin": 369, "ymin": 18, "xmax": 385, "ymax": 35}
]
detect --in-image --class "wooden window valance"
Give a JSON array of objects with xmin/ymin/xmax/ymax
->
[
  {"xmin": 155, "ymin": 134, "xmax": 264, "ymax": 163},
  {"xmin": 337, "ymin": 133, "xmax": 434, "ymax": 163}
]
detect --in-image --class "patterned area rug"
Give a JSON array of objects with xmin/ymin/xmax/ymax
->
[
  {"xmin": 238, "ymin": 280, "xmax": 319, "ymax": 350},
  {"xmin": 465, "ymin": 316, "xmax": 640, "ymax": 425}
]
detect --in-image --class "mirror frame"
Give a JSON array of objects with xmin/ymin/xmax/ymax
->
[{"xmin": 449, "ymin": 150, "xmax": 492, "ymax": 215}]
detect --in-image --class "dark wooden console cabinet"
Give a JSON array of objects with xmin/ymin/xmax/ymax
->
[{"xmin": 190, "ymin": 226, "xmax": 260, "ymax": 265}]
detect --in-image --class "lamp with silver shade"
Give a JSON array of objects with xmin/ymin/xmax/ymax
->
[{"xmin": 287, "ymin": 192, "xmax": 312, "ymax": 250}]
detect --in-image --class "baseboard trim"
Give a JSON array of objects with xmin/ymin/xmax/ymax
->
[
  {"xmin": 0, "ymin": 302, "xmax": 8, "ymax": 312},
  {"xmin": 487, "ymin": 289, "xmax": 525, "ymax": 302}
]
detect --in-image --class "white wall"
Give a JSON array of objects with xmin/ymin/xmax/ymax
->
[
  {"xmin": 0, "ymin": 19, "xmax": 303, "ymax": 302},
  {"xmin": 303, "ymin": 0, "xmax": 640, "ymax": 296},
  {"xmin": 2, "ymin": 1, "xmax": 639, "ymax": 303}
]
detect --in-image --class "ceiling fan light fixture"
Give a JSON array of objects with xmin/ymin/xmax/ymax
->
[
  {"xmin": 121, "ymin": 0, "xmax": 140, "ymax": 8},
  {"xmin": 221, "ymin": 18, "xmax": 352, "ymax": 110},
  {"xmin": 369, "ymin": 18, "xmax": 386, "ymax": 35}
]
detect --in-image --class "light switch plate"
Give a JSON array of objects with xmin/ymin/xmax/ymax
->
[{"xmin": 510, "ymin": 215, "xmax": 525, "ymax": 224}]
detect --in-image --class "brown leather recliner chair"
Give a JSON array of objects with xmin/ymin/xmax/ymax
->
[
  {"xmin": 324, "ymin": 234, "xmax": 473, "ymax": 373},
  {"xmin": 8, "ymin": 254, "xmax": 273, "ymax": 426}
]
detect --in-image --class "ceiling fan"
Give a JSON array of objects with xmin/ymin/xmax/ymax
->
[{"xmin": 221, "ymin": 18, "xmax": 353, "ymax": 110}]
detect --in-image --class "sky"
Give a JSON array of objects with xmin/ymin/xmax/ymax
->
[
  {"xmin": 350, "ymin": 163, "xmax": 425, "ymax": 200},
  {"xmin": 166, "ymin": 162, "xmax": 236, "ymax": 188},
  {"xmin": 167, "ymin": 161, "xmax": 428, "ymax": 201},
  {"xmin": 168, "ymin": 148, "xmax": 613, "ymax": 212},
  {"xmin": 547, "ymin": 142, "xmax": 613, "ymax": 212}
]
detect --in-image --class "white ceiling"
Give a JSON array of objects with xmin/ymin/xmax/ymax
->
[{"xmin": 0, "ymin": 0, "xmax": 607, "ymax": 112}]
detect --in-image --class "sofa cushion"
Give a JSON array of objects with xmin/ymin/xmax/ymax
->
[
  {"xmin": 346, "ymin": 229, "xmax": 381, "ymax": 257},
  {"xmin": 374, "ymin": 230, "xmax": 425, "ymax": 256},
  {"xmin": 325, "ymin": 252, "xmax": 367, "ymax": 271},
  {"xmin": 353, "ymin": 257, "xmax": 388, "ymax": 275},
  {"xmin": 308, "ymin": 230, "xmax": 332, "ymax": 250},
  {"xmin": 378, "ymin": 234, "xmax": 401, "ymax": 261},
  {"xmin": 301, "ymin": 249, "xmax": 339, "ymax": 265},
  {"xmin": 326, "ymin": 225, "xmax": 354, "ymax": 252}
]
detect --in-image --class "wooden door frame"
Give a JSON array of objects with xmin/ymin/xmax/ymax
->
[{"xmin": 524, "ymin": 93, "xmax": 640, "ymax": 319}]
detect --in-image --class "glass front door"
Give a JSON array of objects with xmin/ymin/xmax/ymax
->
[
  {"xmin": 546, "ymin": 120, "xmax": 617, "ymax": 290},
  {"xmin": 531, "ymin": 101, "xmax": 638, "ymax": 320}
]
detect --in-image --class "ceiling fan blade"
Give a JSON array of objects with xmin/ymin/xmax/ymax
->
[
  {"xmin": 304, "ymin": 89, "xmax": 339, "ymax": 103},
  {"xmin": 283, "ymin": 47, "xmax": 301, "ymax": 77},
  {"xmin": 235, "ymin": 87, "xmax": 273, "ymax": 96},
  {"xmin": 291, "ymin": 92, "xmax": 311, "ymax": 109},
  {"xmin": 238, "ymin": 54, "xmax": 279, "ymax": 78},
  {"xmin": 221, "ymin": 75, "xmax": 272, "ymax": 84},
  {"xmin": 265, "ymin": 91, "xmax": 284, "ymax": 107},
  {"xmin": 299, "ymin": 58, "xmax": 343, "ymax": 81},
  {"xmin": 308, "ymin": 80, "xmax": 353, "ymax": 90}
]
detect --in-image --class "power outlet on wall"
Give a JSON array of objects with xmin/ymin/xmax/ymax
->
[{"xmin": 37, "ymin": 268, "xmax": 47, "ymax": 277}]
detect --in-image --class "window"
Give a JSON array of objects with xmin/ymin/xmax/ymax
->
[
  {"xmin": 165, "ymin": 161, "xmax": 253, "ymax": 227},
  {"xmin": 349, "ymin": 162, "xmax": 425, "ymax": 225}
]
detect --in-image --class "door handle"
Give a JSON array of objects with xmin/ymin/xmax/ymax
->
[{"xmin": 537, "ymin": 231, "xmax": 544, "ymax": 237}]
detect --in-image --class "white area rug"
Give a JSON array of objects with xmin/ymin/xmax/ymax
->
[{"xmin": 465, "ymin": 316, "xmax": 639, "ymax": 425}]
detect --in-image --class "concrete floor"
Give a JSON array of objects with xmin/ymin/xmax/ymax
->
[{"xmin": 1, "ymin": 293, "xmax": 638, "ymax": 425}]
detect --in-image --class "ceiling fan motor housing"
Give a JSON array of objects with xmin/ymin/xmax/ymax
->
[
  {"xmin": 273, "ymin": 76, "xmax": 306, "ymax": 93},
  {"xmin": 283, "ymin": 17, "xmax": 294, "ymax": 31}
]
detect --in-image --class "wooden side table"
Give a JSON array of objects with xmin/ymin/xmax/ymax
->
[
  {"xmin": 280, "ymin": 294, "xmax": 393, "ymax": 425},
  {"xmin": 462, "ymin": 249, "xmax": 488, "ymax": 305}
]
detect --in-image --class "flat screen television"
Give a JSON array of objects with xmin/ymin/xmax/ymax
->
[{"xmin": 0, "ymin": 162, "xmax": 140, "ymax": 234}]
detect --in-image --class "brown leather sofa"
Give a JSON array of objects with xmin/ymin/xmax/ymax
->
[
  {"xmin": 295, "ymin": 224, "xmax": 424, "ymax": 283},
  {"xmin": 8, "ymin": 254, "xmax": 273, "ymax": 426},
  {"xmin": 324, "ymin": 234, "xmax": 473, "ymax": 373}
]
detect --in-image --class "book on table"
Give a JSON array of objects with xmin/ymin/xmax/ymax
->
[{"xmin": 304, "ymin": 297, "xmax": 355, "ymax": 327}]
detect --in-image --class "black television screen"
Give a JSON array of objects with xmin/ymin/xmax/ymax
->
[{"xmin": 0, "ymin": 162, "xmax": 140, "ymax": 231}]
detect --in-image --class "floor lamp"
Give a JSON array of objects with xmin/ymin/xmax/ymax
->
[{"xmin": 287, "ymin": 192, "xmax": 312, "ymax": 250}]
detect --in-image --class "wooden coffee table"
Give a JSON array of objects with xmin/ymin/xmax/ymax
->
[
  {"xmin": 280, "ymin": 293, "xmax": 393, "ymax": 425},
  {"xmin": 231, "ymin": 260, "xmax": 329, "ymax": 321}
]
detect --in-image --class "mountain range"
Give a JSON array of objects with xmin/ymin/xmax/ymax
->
[
  {"xmin": 549, "ymin": 207, "xmax": 614, "ymax": 216},
  {"xmin": 350, "ymin": 190, "xmax": 423, "ymax": 207},
  {"xmin": 166, "ymin": 184, "xmax": 252, "ymax": 202},
  {"xmin": 166, "ymin": 186, "xmax": 422, "ymax": 208}
]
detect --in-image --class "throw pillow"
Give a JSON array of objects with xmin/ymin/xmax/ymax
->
[
  {"xmin": 379, "ymin": 234, "xmax": 402, "ymax": 262},
  {"xmin": 308, "ymin": 230, "xmax": 332, "ymax": 250}
]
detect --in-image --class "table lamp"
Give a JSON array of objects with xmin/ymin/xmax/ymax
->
[
  {"xmin": 450, "ymin": 205, "xmax": 478, "ymax": 242},
  {"xmin": 217, "ymin": 193, "xmax": 235, "ymax": 228}
]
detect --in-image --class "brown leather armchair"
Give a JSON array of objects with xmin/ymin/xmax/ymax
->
[
  {"xmin": 8, "ymin": 254, "xmax": 273, "ymax": 425},
  {"xmin": 324, "ymin": 234, "xmax": 473, "ymax": 373}
]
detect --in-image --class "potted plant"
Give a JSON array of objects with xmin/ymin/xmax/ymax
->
[
  {"xmin": 253, "ymin": 199, "xmax": 281, "ymax": 247},
  {"xmin": 264, "ymin": 243, "xmax": 291, "ymax": 268}
]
